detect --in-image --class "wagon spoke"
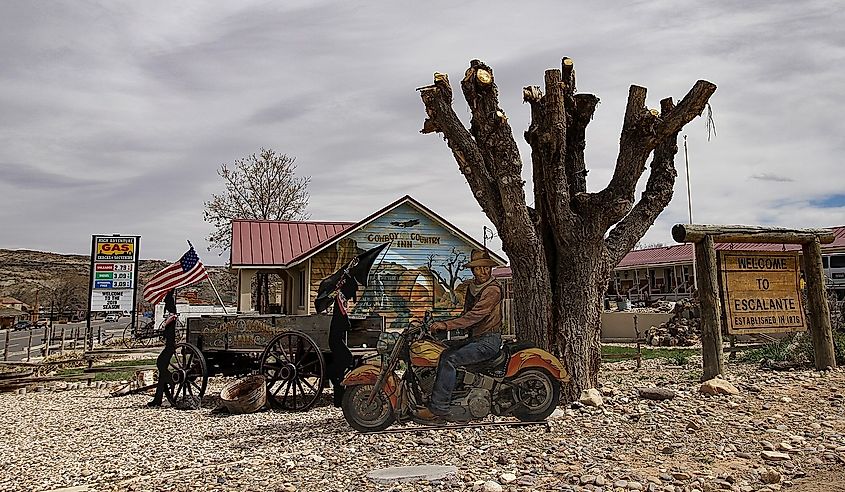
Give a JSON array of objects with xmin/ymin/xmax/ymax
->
[
  {"xmin": 300, "ymin": 376, "xmax": 318, "ymax": 394},
  {"xmin": 189, "ymin": 379, "xmax": 202, "ymax": 395},
  {"xmin": 298, "ymin": 359, "xmax": 319, "ymax": 373}
]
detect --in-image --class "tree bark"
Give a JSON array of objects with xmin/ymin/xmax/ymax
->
[{"xmin": 419, "ymin": 57, "xmax": 715, "ymax": 400}]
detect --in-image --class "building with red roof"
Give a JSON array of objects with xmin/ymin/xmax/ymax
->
[{"xmin": 229, "ymin": 196, "xmax": 505, "ymax": 328}]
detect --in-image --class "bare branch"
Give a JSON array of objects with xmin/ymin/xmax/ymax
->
[
  {"xmin": 606, "ymin": 97, "xmax": 680, "ymax": 265},
  {"xmin": 418, "ymin": 72, "xmax": 504, "ymax": 227}
]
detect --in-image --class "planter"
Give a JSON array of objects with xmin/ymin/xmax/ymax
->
[{"xmin": 220, "ymin": 375, "xmax": 267, "ymax": 414}]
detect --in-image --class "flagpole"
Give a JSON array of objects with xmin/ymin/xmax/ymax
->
[
  {"xmin": 206, "ymin": 274, "xmax": 229, "ymax": 315},
  {"xmin": 187, "ymin": 240, "xmax": 229, "ymax": 315}
]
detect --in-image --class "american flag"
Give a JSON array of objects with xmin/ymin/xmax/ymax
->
[{"xmin": 142, "ymin": 245, "xmax": 208, "ymax": 304}]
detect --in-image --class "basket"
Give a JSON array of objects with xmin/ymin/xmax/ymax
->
[{"xmin": 219, "ymin": 375, "xmax": 267, "ymax": 414}]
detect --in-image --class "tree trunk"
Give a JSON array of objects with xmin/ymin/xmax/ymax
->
[
  {"xmin": 506, "ymin": 240, "xmax": 552, "ymax": 349},
  {"xmin": 552, "ymin": 238, "xmax": 608, "ymax": 400}
]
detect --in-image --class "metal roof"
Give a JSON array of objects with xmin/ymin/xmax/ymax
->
[
  {"xmin": 492, "ymin": 226, "xmax": 845, "ymax": 275},
  {"xmin": 230, "ymin": 220, "xmax": 354, "ymax": 267},
  {"xmin": 617, "ymin": 225, "xmax": 845, "ymax": 269}
]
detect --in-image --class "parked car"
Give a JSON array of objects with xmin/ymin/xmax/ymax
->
[
  {"xmin": 13, "ymin": 320, "xmax": 33, "ymax": 331},
  {"xmin": 35, "ymin": 318, "xmax": 49, "ymax": 327},
  {"xmin": 104, "ymin": 313, "xmax": 120, "ymax": 323}
]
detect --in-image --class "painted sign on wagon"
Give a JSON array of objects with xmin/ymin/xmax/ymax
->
[{"xmin": 719, "ymin": 250, "xmax": 806, "ymax": 334}]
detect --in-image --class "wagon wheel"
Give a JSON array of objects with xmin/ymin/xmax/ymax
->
[
  {"xmin": 260, "ymin": 331, "xmax": 325, "ymax": 411},
  {"xmin": 163, "ymin": 342, "xmax": 208, "ymax": 410}
]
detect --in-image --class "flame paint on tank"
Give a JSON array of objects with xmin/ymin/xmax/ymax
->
[{"xmin": 409, "ymin": 339, "xmax": 446, "ymax": 367}]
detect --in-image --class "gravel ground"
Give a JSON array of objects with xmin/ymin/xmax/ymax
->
[{"xmin": 1, "ymin": 359, "xmax": 844, "ymax": 492}]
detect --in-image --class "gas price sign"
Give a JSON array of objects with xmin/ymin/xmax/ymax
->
[{"xmin": 89, "ymin": 235, "xmax": 140, "ymax": 312}]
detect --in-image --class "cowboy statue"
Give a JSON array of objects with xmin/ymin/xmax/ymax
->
[{"xmin": 418, "ymin": 248, "xmax": 503, "ymax": 420}]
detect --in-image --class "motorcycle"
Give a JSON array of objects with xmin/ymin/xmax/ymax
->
[{"xmin": 341, "ymin": 313, "xmax": 569, "ymax": 432}]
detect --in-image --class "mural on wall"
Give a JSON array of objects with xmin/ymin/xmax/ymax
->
[{"xmin": 309, "ymin": 203, "xmax": 480, "ymax": 328}]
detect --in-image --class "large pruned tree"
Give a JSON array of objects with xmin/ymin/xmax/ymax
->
[
  {"xmin": 203, "ymin": 148, "xmax": 310, "ymax": 311},
  {"xmin": 419, "ymin": 58, "xmax": 716, "ymax": 399}
]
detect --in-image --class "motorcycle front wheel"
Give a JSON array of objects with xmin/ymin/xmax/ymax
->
[
  {"xmin": 341, "ymin": 384, "xmax": 395, "ymax": 432},
  {"xmin": 511, "ymin": 368, "xmax": 560, "ymax": 422}
]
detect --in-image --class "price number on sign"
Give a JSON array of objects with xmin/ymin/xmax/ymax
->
[
  {"xmin": 113, "ymin": 263, "xmax": 133, "ymax": 272},
  {"xmin": 112, "ymin": 280, "xmax": 133, "ymax": 288},
  {"xmin": 113, "ymin": 272, "xmax": 133, "ymax": 280}
]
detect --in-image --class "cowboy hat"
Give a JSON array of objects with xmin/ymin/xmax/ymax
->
[{"xmin": 464, "ymin": 249, "xmax": 497, "ymax": 268}]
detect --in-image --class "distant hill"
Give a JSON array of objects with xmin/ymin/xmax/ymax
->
[{"xmin": 0, "ymin": 248, "xmax": 237, "ymax": 310}]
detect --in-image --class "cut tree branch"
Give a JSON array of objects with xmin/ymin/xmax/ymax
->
[
  {"xmin": 418, "ymin": 72, "xmax": 504, "ymax": 227},
  {"xmin": 458, "ymin": 60, "xmax": 535, "ymax": 245},
  {"xmin": 597, "ymin": 80, "xmax": 716, "ymax": 228},
  {"xmin": 606, "ymin": 97, "xmax": 679, "ymax": 265}
]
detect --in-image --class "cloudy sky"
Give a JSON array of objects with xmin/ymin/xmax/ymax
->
[{"xmin": 1, "ymin": 1, "xmax": 843, "ymax": 265}]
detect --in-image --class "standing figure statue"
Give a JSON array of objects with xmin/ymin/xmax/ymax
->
[
  {"xmin": 418, "ymin": 248, "xmax": 502, "ymax": 420},
  {"xmin": 148, "ymin": 289, "xmax": 178, "ymax": 407}
]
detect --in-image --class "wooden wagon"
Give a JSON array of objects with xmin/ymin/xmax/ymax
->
[{"xmin": 164, "ymin": 314, "xmax": 382, "ymax": 410}]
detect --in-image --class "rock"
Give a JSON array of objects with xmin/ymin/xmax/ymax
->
[
  {"xmin": 482, "ymin": 480, "xmax": 503, "ymax": 492},
  {"xmin": 760, "ymin": 469, "xmax": 781, "ymax": 484},
  {"xmin": 549, "ymin": 408, "xmax": 566, "ymax": 419},
  {"xmin": 627, "ymin": 480, "xmax": 643, "ymax": 490},
  {"xmin": 614, "ymin": 480, "xmax": 629, "ymax": 488},
  {"xmin": 638, "ymin": 387, "xmax": 676, "ymax": 401},
  {"xmin": 777, "ymin": 442, "xmax": 793, "ymax": 452},
  {"xmin": 368, "ymin": 465, "xmax": 458, "ymax": 483},
  {"xmin": 761, "ymin": 451, "xmax": 791, "ymax": 461},
  {"xmin": 580, "ymin": 475, "xmax": 596, "ymax": 485},
  {"xmin": 699, "ymin": 378, "xmax": 740, "ymax": 396},
  {"xmin": 672, "ymin": 472, "xmax": 692, "ymax": 480},
  {"xmin": 419, "ymin": 437, "xmax": 435, "ymax": 446},
  {"xmin": 579, "ymin": 388, "xmax": 604, "ymax": 407},
  {"xmin": 500, "ymin": 473, "xmax": 516, "ymax": 484}
]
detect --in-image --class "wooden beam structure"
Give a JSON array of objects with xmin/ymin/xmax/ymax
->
[
  {"xmin": 672, "ymin": 224, "xmax": 835, "ymax": 245},
  {"xmin": 674, "ymin": 223, "xmax": 837, "ymax": 377},
  {"xmin": 695, "ymin": 235, "xmax": 724, "ymax": 380},
  {"xmin": 802, "ymin": 237, "xmax": 837, "ymax": 369}
]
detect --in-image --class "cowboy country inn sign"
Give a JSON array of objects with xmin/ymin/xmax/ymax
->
[{"xmin": 229, "ymin": 196, "xmax": 506, "ymax": 329}]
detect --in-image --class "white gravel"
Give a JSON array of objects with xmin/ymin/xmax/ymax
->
[{"xmin": 1, "ymin": 359, "xmax": 844, "ymax": 492}]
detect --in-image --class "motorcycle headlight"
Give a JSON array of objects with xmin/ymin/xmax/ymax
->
[{"xmin": 377, "ymin": 331, "xmax": 400, "ymax": 356}]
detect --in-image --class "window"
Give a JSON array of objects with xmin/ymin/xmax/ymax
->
[
  {"xmin": 823, "ymin": 256, "xmax": 830, "ymax": 268},
  {"xmin": 830, "ymin": 255, "xmax": 845, "ymax": 269}
]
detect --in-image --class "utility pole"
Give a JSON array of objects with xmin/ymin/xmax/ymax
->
[{"xmin": 684, "ymin": 135, "xmax": 698, "ymax": 291}]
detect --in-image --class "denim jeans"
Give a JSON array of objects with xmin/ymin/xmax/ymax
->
[{"xmin": 430, "ymin": 333, "xmax": 502, "ymax": 412}]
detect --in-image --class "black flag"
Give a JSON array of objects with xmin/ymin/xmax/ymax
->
[{"xmin": 314, "ymin": 242, "xmax": 389, "ymax": 406}]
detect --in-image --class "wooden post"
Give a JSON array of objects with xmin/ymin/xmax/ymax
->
[
  {"xmin": 802, "ymin": 237, "xmax": 837, "ymax": 369},
  {"xmin": 696, "ymin": 235, "xmax": 724, "ymax": 380},
  {"xmin": 634, "ymin": 314, "xmax": 642, "ymax": 369},
  {"xmin": 60, "ymin": 326, "xmax": 66, "ymax": 355},
  {"xmin": 27, "ymin": 329, "xmax": 33, "ymax": 362},
  {"xmin": 42, "ymin": 326, "xmax": 49, "ymax": 357},
  {"xmin": 2, "ymin": 329, "xmax": 8, "ymax": 361}
]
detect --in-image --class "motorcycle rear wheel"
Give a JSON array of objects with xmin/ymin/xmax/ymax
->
[
  {"xmin": 342, "ymin": 384, "xmax": 395, "ymax": 432},
  {"xmin": 511, "ymin": 368, "xmax": 560, "ymax": 422}
]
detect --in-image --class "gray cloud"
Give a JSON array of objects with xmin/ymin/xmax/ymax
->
[
  {"xmin": 751, "ymin": 173, "xmax": 795, "ymax": 182},
  {"xmin": 1, "ymin": 0, "xmax": 843, "ymax": 264}
]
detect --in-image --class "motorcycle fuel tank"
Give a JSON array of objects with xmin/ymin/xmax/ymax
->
[{"xmin": 410, "ymin": 339, "xmax": 446, "ymax": 367}]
